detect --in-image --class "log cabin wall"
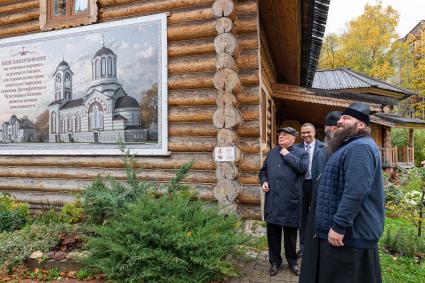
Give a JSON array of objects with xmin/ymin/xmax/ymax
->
[
  {"xmin": 0, "ymin": 0, "xmax": 262, "ymax": 218},
  {"xmin": 259, "ymin": 18, "xmax": 277, "ymax": 159}
]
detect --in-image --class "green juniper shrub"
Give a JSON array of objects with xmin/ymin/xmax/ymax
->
[
  {"xmin": 82, "ymin": 175, "xmax": 157, "ymax": 225},
  {"xmin": 0, "ymin": 223, "xmax": 71, "ymax": 273},
  {"xmin": 80, "ymin": 146, "xmax": 251, "ymax": 282},
  {"xmin": 0, "ymin": 193, "xmax": 29, "ymax": 232},
  {"xmin": 82, "ymin": 192, "xmax": 249, "ymax": 283},
  {"xmin": 82, "ymin": 145, "xmax": 157, "ymax": 225},
  {"xmin": 162, "ymin": 159, "xmax": 195, "ymax": 195}
]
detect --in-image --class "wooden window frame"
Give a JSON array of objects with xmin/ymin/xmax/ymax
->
[{"xmin": 40, "ymin": 0, "xmax": 98, "ymax": 31}]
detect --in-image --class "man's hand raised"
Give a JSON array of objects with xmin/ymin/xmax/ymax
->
[{"xmin": 280, "ymin": 148, "xmax": 289, "ymax": 156}]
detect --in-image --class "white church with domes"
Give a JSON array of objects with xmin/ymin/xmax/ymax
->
[{"xmin": 48, "ymin": 45, "xmax": 147, "ymax": 143}]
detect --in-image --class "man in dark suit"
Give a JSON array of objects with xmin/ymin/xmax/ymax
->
[{"xmin": 297, "ymin": 123, "xmax": 327, "ymax": 257}]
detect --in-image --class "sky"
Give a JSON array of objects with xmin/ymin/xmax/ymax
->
[
  {"xmin": 0, "ymin": 20, "xmax": 162, "ymax": 123},
  {"xmin": 325, "ymin": 0, "xmax": 425, "ymax": 37}
]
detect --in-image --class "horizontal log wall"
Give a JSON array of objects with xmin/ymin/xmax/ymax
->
[
  {"xmin": 0, "ymin": 0, "xmax": 261, "ymax": 219},
  {"xmin": 261, "ymin": 18, "xmax": 277, "ymax": 152}
]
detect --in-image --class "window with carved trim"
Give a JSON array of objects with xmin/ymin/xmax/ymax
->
[{"xmin": 40, "ymin": 0, "xmax": 97, "ymax": 31}]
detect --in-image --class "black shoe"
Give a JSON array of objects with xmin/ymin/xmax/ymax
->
[
  {"xmin": 269, "ymin": 264, "xmax": 280, "ymax": 276},
  {"xmin": 297, "ymin": 249, "xmax": 303, "ymax": 258},
  {"xmin": 289, "ymin": 264, "xmax": 300, "ymax": 276}
]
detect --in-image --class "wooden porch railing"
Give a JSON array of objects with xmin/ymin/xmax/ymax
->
[
  {"xmin": 381, "ymin": 146, "xmax": 414, "ymax": 167},
  {"xmin": 403, "ymin": 146, "xmax": 414, "ymax": 164},
  {"xmin": 381, "ymin": 147, "xmax": 398, "ymax": 167}
]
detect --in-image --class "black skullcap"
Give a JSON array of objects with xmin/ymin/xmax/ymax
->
[{"xmin": 324, "ymin": 111, "xmax": 342, "ymax": 126}]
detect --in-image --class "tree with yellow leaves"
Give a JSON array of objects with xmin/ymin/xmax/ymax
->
[
  {"xmin": 411, "ymin": 35, "xmax": 425, "ymax": 119},
  {"xmin": 319, "ymin": 1, "xmax": 399, "ymax": 81}
]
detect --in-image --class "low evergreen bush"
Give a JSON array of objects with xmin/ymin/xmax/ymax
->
[
  {"xmin": 81, "ymin": 145, "xmax": 251, "ymax": 282},
  {"xmin": 82, "ymin": 145, "xmax": 156, "ymax": 225},
  {"xmin": 82, "ymin": 192, "xmax": 249, "ymax": 282}
]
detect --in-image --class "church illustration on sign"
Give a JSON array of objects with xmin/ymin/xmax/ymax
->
[
  {"xmin": 1, "ymin": 115, "xmax": 36, "ymax": 143},
  {"xmin": 48, "ymin": 45, "xmax": 148, "ymax": 143}
]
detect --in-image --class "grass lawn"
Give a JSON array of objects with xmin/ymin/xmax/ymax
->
[{"xmin": 380, "ymin": 252, "xmax": 425, "ymax": 283}]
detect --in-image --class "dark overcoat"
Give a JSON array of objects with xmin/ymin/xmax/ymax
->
[{"xmin": 258, "ymin": 145, "xmax": 309, "ymax": 227}]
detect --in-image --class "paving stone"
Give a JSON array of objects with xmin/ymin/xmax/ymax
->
[
  {"xmin": 253, "ymin": 265, "xmax": 269, "ymax": 272},
  {"xmin": 249, "ymin": 277, "xmax": 269, "ymax": 283},
  {"xmin": 232, "ymin": 220, "xmax": 300, "ymax": 283}
]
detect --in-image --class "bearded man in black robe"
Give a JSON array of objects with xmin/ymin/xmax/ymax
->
[{"xmin": 313, "ymin": 102, "xmax": 384, "ymax": 283}]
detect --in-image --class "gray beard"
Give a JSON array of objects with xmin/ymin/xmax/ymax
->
[{"xmin": 324, "ymin": 128, "xmax": 333, "ymax": 152}]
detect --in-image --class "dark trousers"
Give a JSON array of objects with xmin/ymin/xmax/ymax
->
[
  {"xmin": 266, "ymin": 223, "xmax": 298, "ymax": 267},
  {"xmin": 316, "ymin": 239, "xmax": 382, "ymax": 283},
  {"xmin": 299, "ymin": 179, "xmax": 313, "ymax": 250}
]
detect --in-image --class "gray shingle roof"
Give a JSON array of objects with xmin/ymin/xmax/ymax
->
[
  {"xmin": 374, "ymin": 113, "xmax": 425, "ymax": 126},
  {"xmin": 312, "ymin": 68, "xmax": 415, "ymax": 97}
]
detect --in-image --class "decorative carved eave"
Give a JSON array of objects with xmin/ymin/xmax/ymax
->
[
  {"xmin": 370, "ymin": 116, "xmax": 396, "ymax": 128},
  {"xmin": 272, "ymin": 83, "xmax": 382, "ymax": 112}
]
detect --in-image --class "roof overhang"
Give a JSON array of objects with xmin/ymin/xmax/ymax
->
[
  {"xmin": 272, "ymin": 83, "xmax": 382, "ymax": 112},
  {"xmin": 343, "ymin": 87, "xmax": 408, "ymax": 100},
  {"xmin": 259, "ymin": 0, "xmax": 330, "ymax": 87},
  {"xmin": 373, "ymin": 113, "xmax": 425, "ymax": 129}
]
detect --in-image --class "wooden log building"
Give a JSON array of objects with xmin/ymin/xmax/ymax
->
[{"xmin": 0, "ymin": 0, "xmax": 331, "ymax": 219}]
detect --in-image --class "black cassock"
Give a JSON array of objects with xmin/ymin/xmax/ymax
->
[
  {"xmin": 315, "ymin": 239, "xmax": 382, "ymax": 283},
  {"xmin": 299, "ymin": 185, "xmax": 319, "ymax": 283},
  {"xmin": 299, "ymin": 189, "xmax": 382, "ymax": 283}
]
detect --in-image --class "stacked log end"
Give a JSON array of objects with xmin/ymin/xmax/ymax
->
[{"xmin": 212, "ymin": 0, "xmax": 242, "ymax": 214}]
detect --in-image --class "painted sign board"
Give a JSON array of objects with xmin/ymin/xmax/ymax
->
[
  {"xmin": 214, "ymin": 146, "xmax": 236, "ymax": 162},
  {"xmin": 0, "ymin": 13, "xmax": 168, "ymax": 155}
]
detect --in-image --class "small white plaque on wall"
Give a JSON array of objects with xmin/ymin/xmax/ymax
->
[{"xmin": 214, "ymin": 146, "xmax": 235, "ymax": 162}]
